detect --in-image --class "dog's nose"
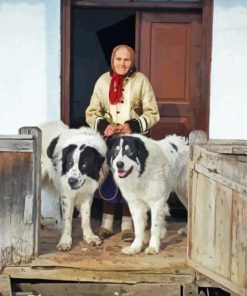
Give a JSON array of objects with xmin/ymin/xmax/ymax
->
[
  {"xmin": 68, "ymin": 177, "xmax": 78, "ymax": 186},
  {"xmin": 116, "ymin": 161, "xmax": 124, "ymax": 169}
]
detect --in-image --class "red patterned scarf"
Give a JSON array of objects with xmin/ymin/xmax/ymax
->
[{"xmin": 109, "ymin": 72, "xmax": 124, "ymax": 105}]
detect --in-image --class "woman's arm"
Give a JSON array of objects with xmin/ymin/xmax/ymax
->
[
  {"xmin": 85, "ymin": 78, "xmax": 110, "ymax": 135},
  {"xmin": 125, "ymin": 74, "xmax": 160, "ymax": 133}
]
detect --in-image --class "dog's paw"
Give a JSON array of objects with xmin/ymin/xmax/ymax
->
[
  {"xmin": 84, "ymin": 234, "xmax": 102, "ymax": 247},
  {"xmin": 121, "ymin": 245, "xmax": 141, "ymax": 255},
  {"xmin": 57, "ymin": 236, "xmax": 72, "ymax": 251},
  {"xmin": 144, "ymin": 246, "xmax": 160, "ymax": 255},
  {"xmin": 177, "ymin": 226, "xmax": 187, "ymax": 235}
]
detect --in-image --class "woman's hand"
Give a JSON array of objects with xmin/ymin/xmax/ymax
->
[
  {"xmin": 104, "ymin": 124, "xmax": 118, "ymax": 137},
  {"xmin": 104, "ymin": 123, "xmax": 132, "ymax": 136},
  {"xmin": 119, "ymin": 123, "xmax": 132, "ymax": 134}
]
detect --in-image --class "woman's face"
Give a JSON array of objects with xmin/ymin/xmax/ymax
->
[{"xmin": 113, "ymin": 47, "xmax": 132, "ymax": 76}]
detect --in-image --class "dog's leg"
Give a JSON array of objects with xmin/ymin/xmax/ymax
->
[
  {"xmin": 145, "ymin": 201, "xmax": 167, "ymax": 255},
  {"xmin": 57, "ymin": 195, "xmax": 74, "ymax": 251},
  {"xmin": 176, "ymin": 190, "xmax": 188, "ymax": 235},
  {"xmin": 121, "ymin": 202, "xmax": 146, "ymax": 255},
  {"xmin": 80, "ymin": 196, "xmax": 102, "ymax": 246},
  {"xmin": 54, "ymin": 195, "xmax": 63, "ymax": 230}
]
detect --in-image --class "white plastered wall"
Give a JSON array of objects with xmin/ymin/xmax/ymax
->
[
  {"xmin": 0, "ymin": 0, "xmax": 60, "ymax": 134},
  {"xmin": 209, "ymin": 0, "xmax": 247, "ymax": 139}
]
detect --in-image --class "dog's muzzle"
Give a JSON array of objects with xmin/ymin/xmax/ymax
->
[
  {"xmin": 68, "ymin": 177, "xmax": 83, "ymax": 190},
  {"xmin": 116, "ymin": 161, "xmax": 133, "ymax": 178},
  {"xmin": 116, "ymin": 161, "xmax": 124, "ymax": 169}
]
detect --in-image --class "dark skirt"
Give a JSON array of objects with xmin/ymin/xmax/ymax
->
[{"xmin": 94, "ymin": 172, "xmax": 127, "ymax": 205}]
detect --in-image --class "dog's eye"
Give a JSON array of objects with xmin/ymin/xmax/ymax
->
[
  {"xmin": 68, "ymin": 160, "xmax": 74, "ymax": 168},
  {"xmin": 81, "ymin": 163, "xmax": 87, "ymax": 169},
  {"xmin": 113, "ymin": 148, "xmax": 119, "ymax": 157},
  {"xmin": 125, "ymin": 148, "xmax": 133, "ymax": 156}
]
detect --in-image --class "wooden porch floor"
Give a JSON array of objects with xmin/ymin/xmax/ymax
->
[{"xmin": 3, "ymin": 218, "xmax": 194, "ymax": 285}]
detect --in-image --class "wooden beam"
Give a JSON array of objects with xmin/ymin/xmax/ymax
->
[
  {"xmin": 72, "ymin": 1, "xmax": 202, "ymax": 11},
  {"xmin": 3, "ymin": 266, "xmax": 194, "ymax": 285},
  {"xmin": 61, "ymin": 0, "xmax": 72, "ymax": 125},
  {"xmin": 0, "ymin": 275, "xmax": 12, "ymax": 296},
  {"xmin": 189, "ymin": 259, "xmax": 246, "ymax": 296},
  {"xmin": 12, "ymin": 282, "xmax": 182, "ymax": 296},
  {"xmin": 200, "ymin": 0, "xmax": 214, "ymax": 135},
  {"xmin": 0, "ymin": 137, "xmax": 33, "ymax": 152},
  {"xmin": 19, "ymin": 127, "xmax": 42, "ymax": 256}
]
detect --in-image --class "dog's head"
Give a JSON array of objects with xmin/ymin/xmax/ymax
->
[
  {"xmin": 107, "ymin": 135, "xmax": 149, "ymax": 179},
  {"xmin": 47, "ymin": 137, "xmax": 105, "ymax": 190}
]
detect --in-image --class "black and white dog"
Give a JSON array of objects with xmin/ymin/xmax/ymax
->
[
  {"xmin": 107, "ymin": 134, "xmax": 190, "ymax": 255},
  {"xmin": 41, "ymin": 121, "xmax": 107, "ymax": 251}
]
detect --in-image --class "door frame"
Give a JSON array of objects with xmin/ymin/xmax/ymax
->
[{"xmin": 60, "ymin": 0, "xmax": 213, "ymax": 132}]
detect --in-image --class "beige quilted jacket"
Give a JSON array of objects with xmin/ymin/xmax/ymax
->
[{"xmin": 85, "ymin": 71, "xmax": 160, "ymax": 134}]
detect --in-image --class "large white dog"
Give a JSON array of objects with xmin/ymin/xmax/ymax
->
[
  {"xmin": 107, "ymin": 134, "xmax": 190, "ymax": 255},
  {"xmin": 41, "ymin": 121, "xmax": 107, "ymax": 251}
]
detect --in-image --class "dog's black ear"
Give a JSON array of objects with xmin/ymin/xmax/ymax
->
[
  {"xmin": 105, "ymin": 136, "xmax": 115, "ymax": 150},
  {"xmin": 134, "ymin": 137, "xmax": 149, "ymax": 176},
  {"xmin": 96, "ymin": 153, "xmax": 105, "ymax": 169},
  {"xmin": 62, "ymin": 144, "xmax": 77, "ymax": 175},
  {"xmin": 93, "ymin": 151, "xmax": 105, "ymax": 180},
  {"xmin": 79, "ymin": 147, "xmax": 105, "ymax": 181},
  {"xmin": 106, "ymin": 136, "xmax": 118, "ymax": 166},
  {"xmin": 47, "ymin": 136, "xmax": 59, "ymax": 159}
]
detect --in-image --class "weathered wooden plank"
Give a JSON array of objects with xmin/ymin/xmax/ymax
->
[
  {"xmin": 182, "ymin": 284, "xmax": 198, "ymax": 296},
  {"xmin": 196, "ymin": 273, "xmax": 241, "ymax": 296},
  {"xmin": 201, "ymin": 177, "xmax": 216, "ymax": 270},
  {"xmin": 214, "ymin": 183, "xmax": 232, "ymax": 278},
  {"xmin": 0, "ymin": 127, "xmax": 41, "ymax": 270},
  {"xmin": 191, "ymin": 174, "xmax": 217, "ymax": 270},
  {"xmin": 19, "ymin": 127, "xmax": 41, "ymax": 256},
  {"xmin": 12, "ymin": 282, "xmax": 181, "ymax": 296},
  {"xmin": 0, "ymin": 138, "xmax": 33, "ymax": 152},
  {"xmin": 23, "ymin": 194, "xmax": 34, "ymax": 224},
  {"xmin": 188, "ymin": 259, "xmax": 246, "ymax": 296},
  {"xmin": 73, "ymin": 0, "xmax": 202, "ymax": 10},
  {"xmin": 187, "ymin": 163, "xmax": 197, "ymax": 260},
  {"xmin": 191, "ymin": 176, "xmax": 233, "ymax": 277},
  {"xmin": 192, "ymin": 145, "xmax": 247, "ymax": 188},
  {"xmin": 188, "ymin": 142, "xmax": 247, "ymax": 296},
  {"xmin": 208, "ymin": 145, "xmax": 247, "ymax": 155},
  {"xmin": 0, "ymin": 275, "xmax": 12, "ymax": 296},
  {"xmin": 208, "ymin": 140, "xmax": 247, "ymax": 145},
  {"xmin": 231, "ymin": 191, "xmax": 247, "ymax": 288},
  {"xmin": 194, "ymin": 163, "xmax": 247, "ymax": 194},
  {"xmin": 206, "ymin": 139, "xmax": 247, "ymax": 155},
  {"xmin": 29, "ymin": 218, "xmax": 189, "ymax": 273},
  {"xmin": 0, "ymin": 135, "xmax": 33, "ymax": 140},
  {"xmin": 2, "ymin": 219, "xmax": 195, "ymax": 287},
  {"xmin": 3, "ymin": 266, "xmax": 194, "ymax": 285},
  {"xmin": 0, "ymin": 151, "xmax": 35, "ymax": 268},
  {"xmin": 190, "ymin": 172, "xmax": 203, "ymax": 262}
]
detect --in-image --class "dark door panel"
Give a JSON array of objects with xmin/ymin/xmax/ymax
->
[{"xmin": 138, "ymin": 12, "xmax": 206, "ymax": 139}]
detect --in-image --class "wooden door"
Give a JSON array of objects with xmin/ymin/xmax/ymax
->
[{"xmin": 138, "ymin": 11, "xmax": 207, "ymax": 139}]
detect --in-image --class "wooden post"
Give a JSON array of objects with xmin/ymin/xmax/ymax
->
[
  {"xmin": 0, "ymin": 274, "xmax": 12, "ymax": 296},
  {"xmin": 19, "ymin": 127, "xmax": 42, "ymax": 256}
]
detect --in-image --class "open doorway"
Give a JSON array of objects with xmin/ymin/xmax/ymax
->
[
  {"xmin": 70, "ymin": 8, "xmax": 135, "ymax": 128},
  {"xmin": 63, "ymin": 1, "xmax": 213, "ymax": 220}
]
